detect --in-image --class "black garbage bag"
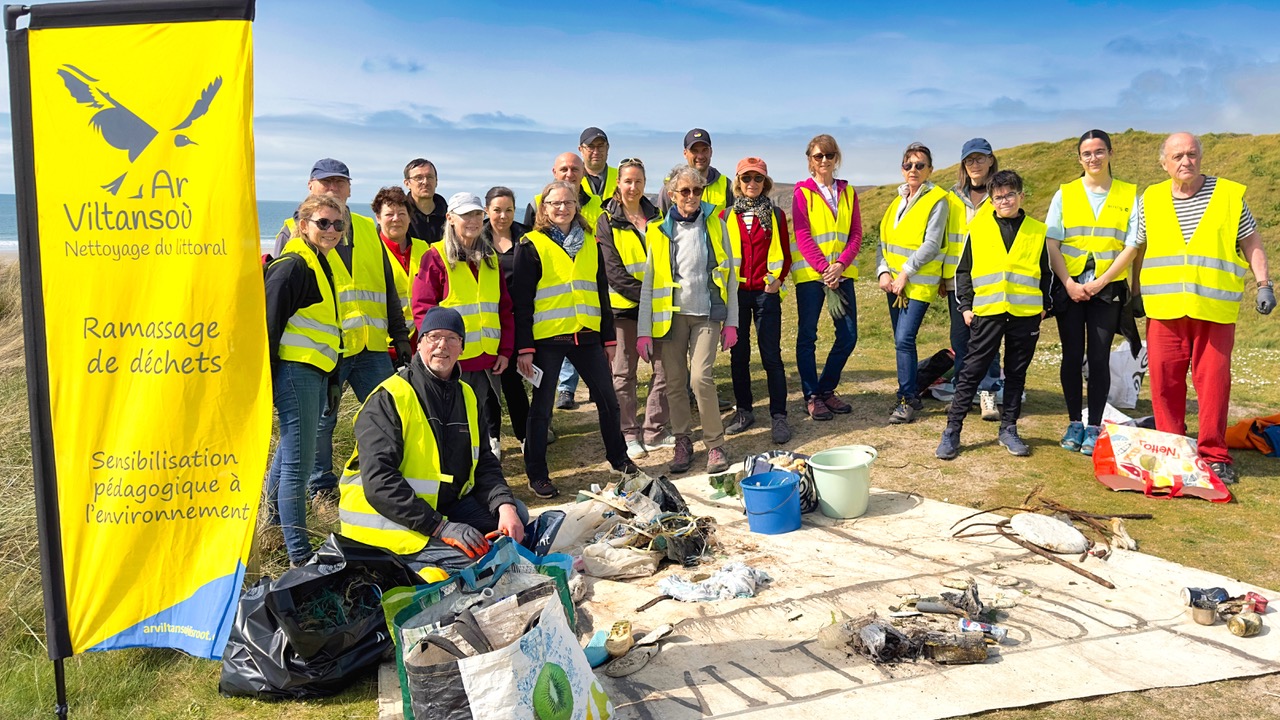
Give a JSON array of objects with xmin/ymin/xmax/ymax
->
[
  {"xmin": 640, "ymin": 474, "xmax": 690, "ymax": 515},
  {"xmin": 915, "ymin": 348, "xmax": 956, "ymax": 397},
  {"xmin": 522, "ymin": 509, "xmax": 566, "ymax": 556},
  {"xmin": 218, "ymin": 534, "xmax": 423, "ymax": 699}
]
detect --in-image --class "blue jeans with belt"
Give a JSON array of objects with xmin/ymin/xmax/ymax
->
[
  {"xmin": 887, "ymin": 292, "xmax": 931, "ymax": 400},
  {"xmin": 309, "ymin": 350, "xmax": 395, "ymax": 495},
  {"xmin": 266, "ymin": 360, "xmax": 327, "ymax": 564},
  {"xmin": 795, "ymin": 278, "xmax": 858, "ymax": 399}
]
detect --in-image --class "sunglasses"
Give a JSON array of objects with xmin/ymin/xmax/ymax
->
[
  {"xmin": 740, "ymin": 174, "xmax": 767, "ymax": 184},
  {"xmin": 675, "ymin": 186, "xmax": 704, "ymax": 197},
  {"xmin": 902, "ymin": 162, "xmax": 929, "ymax": 171},
  {"xmin": 810, "ymin": 152, "xmax": 837, "ymax": 161},
  {"xmin": 620, "ymin": 157, "xmax": 645, "ymax": 169},
  {"xmin": 309, "ymin": 217, "xmax": 346, "ymax": 232}
]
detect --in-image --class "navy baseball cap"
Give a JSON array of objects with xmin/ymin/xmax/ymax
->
[
  {"xmin": 580, "ymin": 127, "xmax": 608, "ymax": 145},
  {"xmin": 683, "ymin": 128, "xmax": 712, "ymax": 149},
  {"xmin": 960, "ymin": 138, "xmax": 993, "ymax": 159},
  {"xmin": 310, "ymin": 158, "xmax": 351, "ymax": 181}
]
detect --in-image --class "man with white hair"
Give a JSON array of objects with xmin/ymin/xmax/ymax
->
[{"xmin": 1133, "ymin": 132, "xmax": 1274, "ymax": 485}]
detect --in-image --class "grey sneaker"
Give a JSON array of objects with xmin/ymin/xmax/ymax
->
[
  {"xmin": 707, "ymin": 446, "xmax": 730, "ymax": 474},
  {"xmin": 644, "ymin": 432, "xmax": 676, "ymax": 450},
  {"xmin": 725, "ymin": 409, "xmax": 756, "ymax": 435},
  {"xmin": 770, "ymin": 414, "xmax": 791, "ymax": 444},
  {"xmin": 547, "ymin": 426, "xmax": 557, "ymax": 444},
  {"xmin": 626, "ymin": 439, "xmax": 648, "ymax": 460},
  {"xmin": 555, "ymin": 390, "xmax": 578, "ymax": 410},
  {"xmin": 936, "ymin": 426, "xmax": 961, "ymax": 460},
  {"xmin": 979, "ymin": 390, "xmax": 999, "ymax": 421},
  {"xmin": 1209, "ymin": 461, "xmax": 1237, "ymax": 485},
  {"xmin": 670, "ymin": 436, "xmax": 694, "ymax": 474},
  {"xmin": 888, "ymin": 400, "xmax": 916, "ymax": 425},
  {"xmin": 999, "ymin": 426, "xmax": 1031, "ymax": 456}
]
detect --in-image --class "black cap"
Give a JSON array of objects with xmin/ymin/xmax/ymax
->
[
  {"xmin": 310, "ymin": 158, "xmax": 351, "ymax": 181},
  {"xmin": 579, "ymin": 127, "xmax": 608, "ymax": 145},
  {"xmin": 683, "ymin": 128, "xmax": 711, "ymax": 150},
  {"xmin": 418, "ymin": 306, "xmax": 466, "ymax": 343}
]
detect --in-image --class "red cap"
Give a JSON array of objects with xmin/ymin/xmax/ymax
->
[{"xmin": 736, "ymin": 157, "xmax": 768, "ymax": 177}]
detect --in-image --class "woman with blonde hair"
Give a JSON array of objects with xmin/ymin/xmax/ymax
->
[{"xmin": 791, "ymin": 134, "xmax": 861, "ymax": 421}]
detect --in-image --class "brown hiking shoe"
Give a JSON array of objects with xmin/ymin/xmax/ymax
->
[
  {"xmin": 707, "ymin": 446, "xmax": 729, "ymax": 474},
  {"xmin": 821, "ymin": 392, "xmax": 852, "ymax": 414},
  {"xmin": 670, "ymin": 436, "xmax": 694, "ymax": 474},
  {"xmin": 806, "ymin": 396, "xmax": 833, "ymax": 421}
]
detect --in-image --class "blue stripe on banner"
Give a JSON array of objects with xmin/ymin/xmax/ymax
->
[{"xmin": 88, "ymin": 561, "xmax": 245, "ymax": 660}]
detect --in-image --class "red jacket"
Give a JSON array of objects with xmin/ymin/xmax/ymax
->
[
  {"xmin": 720, "ymin": 207, "xmax": 793, "ymax": 292},
  {"xmin": 411, "ymin": 247, "xmax": 515, "ymax": 372}
]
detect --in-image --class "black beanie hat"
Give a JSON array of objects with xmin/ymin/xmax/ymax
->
[{"xmin": 417, "ymin": 306, "xmax": 465, "ymax": 344}]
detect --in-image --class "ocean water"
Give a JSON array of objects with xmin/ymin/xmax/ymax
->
[{"xmin": 0, "ymin": 193, "xmax": 301, "ymax": 254}]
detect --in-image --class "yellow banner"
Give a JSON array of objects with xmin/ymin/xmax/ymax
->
[{"xmin": 28, "ymin": 19, "xmax": 269, "ymax": 657}]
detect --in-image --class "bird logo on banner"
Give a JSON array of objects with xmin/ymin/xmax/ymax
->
[{"xmin": 55, "ymin": 63, "xmax": 222, "ymax": 197}]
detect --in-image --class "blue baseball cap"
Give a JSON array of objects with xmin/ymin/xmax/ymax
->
[
  {"xmin": 960, "ymin": 138, "xmax": 993, "ymax": 159},
  {"xmin": 310, "ymin": 158, "xmax": 351, "ymax": 181}
]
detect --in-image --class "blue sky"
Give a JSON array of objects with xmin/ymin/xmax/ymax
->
[{"xmin": 3, "ymin": 0, "xmax": 1279, "ymax": 202}]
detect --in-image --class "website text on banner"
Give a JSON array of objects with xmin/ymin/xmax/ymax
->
[{"xmin": 25, "ymin": 13, "xmax": 268, "ymax": 659}]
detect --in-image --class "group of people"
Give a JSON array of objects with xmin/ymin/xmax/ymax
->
[{"xmin": 261, "ymin": 127, "xmax": 1273, "ymax": 570}]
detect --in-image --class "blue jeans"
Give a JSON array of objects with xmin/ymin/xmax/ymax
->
[
  {"xmin": 795, "ymin": 278, "xmax": 858, "ymax": 399},
  {"xmin": 267, "ymin": 360, "xmax": 327, "ymax": 564},
  {"xmin": 947, "ymin": 291, "xmax": 1001, "ymax": 391},
  {"xmin": 557, "ymin": 359, "xmax": 580, "ymax": 394},
  {"xmin": 887, "ymin": 292, "xmax": 930, "ymax": 400},
  {"xmin": 310, "ymin": 350, "xmax": 395, "ymax": 495}
]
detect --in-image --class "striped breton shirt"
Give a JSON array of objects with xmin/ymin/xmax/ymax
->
[{"xmin": 1133, "ymin": 176, "xmax": 1257, "ymax": 246}]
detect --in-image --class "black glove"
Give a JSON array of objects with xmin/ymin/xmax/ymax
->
[
  {"xmin": 394, "ymin": 339, "xmax": 414, "ymax": 368},
  {"xmin": 324, "ymin": 376, "xmax": 342, "ymax": 417},
  {"xmin": 436, "ymin": 520, "xmax": 491, "ymax": 559},
  {"xmin": 1257, "ymin": 285, "xmax": 1276, "ymax": 315},
  {"xmin": 1130, "ymin": 293, "xmax": 1145, "ymax": 319}
]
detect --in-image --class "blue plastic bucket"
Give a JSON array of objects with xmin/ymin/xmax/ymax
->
[{"xmin": 740, "ymin": 470, "xmax": 801, "ymax": 535}]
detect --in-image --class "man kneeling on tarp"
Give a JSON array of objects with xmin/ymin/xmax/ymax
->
[{"xmin": 339, "ymin": 306, "xmax": 528, "ymax": 572}]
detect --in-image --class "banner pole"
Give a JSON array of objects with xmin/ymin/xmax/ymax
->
[{"xmin": 53, "ymin": 658, "xmax": 68, "ymax": 719}]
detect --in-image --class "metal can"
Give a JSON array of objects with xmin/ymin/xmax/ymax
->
[
  {"xmin": 1182, "ymin": 587, "xmax": 1230, "ymax": 606},
  {"xmin": 1228, "ymin": 611, "xmax": 1262, "ymax": 638},
  {"xmin": 1244, "ymin": 592, "xmax": 1269, "ymax": 614},
  {"xmin": 957, "ymin": 618, "xmax": 1008, "ymax": 643}
]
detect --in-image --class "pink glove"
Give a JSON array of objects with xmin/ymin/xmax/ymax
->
[
  {"xmin": 637, "ymin": 336, "xmax": 654, "ymax": 363},
  {"xmin": 720, "ymin": 326, "xmax": 738, "ymax": 351}
]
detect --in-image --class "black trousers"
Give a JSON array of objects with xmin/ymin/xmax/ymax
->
[
  {"xmin": 947, "ymin": 312, "xmax": 1041, "ymax": 429},
  {"xmin": 524, "ymin": 338, "xmax": 628, "ymax": 485},
  {"xmin": 731, "ymin": 289, "xmax": 788, "ymax": 416},
  {"xmin": 1055, "ymin": 288, "xmax": 1122, "ymax": 426},
  {"xmin": 488, "ymin": 363, "xmax": 531, "ymax": 442}
]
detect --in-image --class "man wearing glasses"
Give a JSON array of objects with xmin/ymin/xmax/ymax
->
[
  {"xmin": 579, "ymin": 127, "xmax": 617, "ymax": 208},
  {"xmin": 403, "ymin": 158, "xmax": 447, "ymax": 245},
  {"xmin": 338, "ymin": 306, "xmax": 527, "ymax": 572}
]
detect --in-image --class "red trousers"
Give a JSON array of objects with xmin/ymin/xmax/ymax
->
[{"xmin": 1146, "ymin": 317, "xmax": 1235, "ymax": 464}]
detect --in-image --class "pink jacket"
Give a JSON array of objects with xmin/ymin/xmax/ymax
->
[{"xmin": 792, "ymin": 178, "xmax": 862, "ymax": 274}]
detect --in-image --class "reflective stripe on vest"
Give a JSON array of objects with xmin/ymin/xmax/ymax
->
[
  {"xmin": 944, "ymin": 193, "xmax": 990, "ymax": 281},
  {"xmin": 274, "ymin": 238, "xmax": 342, "ymax": 372},
  {"xmin": 879, "ymin": 185, "xmax": 949, "ymax": 303},
  {"xmin": 288, "ymin": 213, "xmax": 393, "ymax": 356},
  {"xmin": 387, "ymin": 236, "xmax": 431, "ymax": 327},
  {"xmin": 1059, "ymin": 178, "xmax": 1135, "ymax": 282},
  {"xmin": 725, "ymin": 208, "xmax": 788, "ymax": 299},
  {"xmin": 338, "ymin": 374, "xmax": 479, "ymax": 555},
  {"xmin": 1139, "ymin": 178, "xmax": 1248, "ymax": 324},
  {"xmin": 968, "ymin": 211, "xmax": 1047, "ymax": 317},
  {"xmin": 607, "ymin": 222, "xmax": 648, "ymax": 311},
  {"xmin": 646, "ymin": 211, "xmax": 734, "ymax": 339},
  {"xmin": 526, "ymin": 230, "xmax": 603, "ymax": 339},
  {"xmin": 438, "ymin": 250, "xmax": 503, "ymax": 360},
  {"xmin": 790, "ymin": 184, "xmax": 860, "ymax": 284}
]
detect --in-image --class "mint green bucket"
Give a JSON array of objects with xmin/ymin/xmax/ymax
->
[{"xmin": 807, "ymin": 445, "xmax": 878, "ymax": 519}]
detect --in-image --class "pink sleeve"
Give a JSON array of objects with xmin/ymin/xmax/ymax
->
[
  {"xmin": 836, "ymin": 187, "xmax": 863, "ymax": 266},
  {"xmin": 410, "ymin": 249, "xmax": 446, "ymax": 333},
  {"xmin": 496, "ymin": 268, "xmax": 514, "ymax": 359},
  {"xmin": 792, "ymin": 185, "xmax": 829, "ymax": 273}
]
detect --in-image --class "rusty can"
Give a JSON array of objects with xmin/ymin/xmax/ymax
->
[
  {"xmin": 1228, "ymin": 611, "xmax": 1262, "ymax": 638},
  {"xmin": 1244, "ymin": 592, "xmax": 1269, "ymax": 614}
]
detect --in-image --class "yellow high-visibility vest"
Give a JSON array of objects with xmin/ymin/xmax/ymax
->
[
  {"xmin": 1140, "ymin": 178, "xmax": 1249, "ymax": 324},
  {"xmin": 791, "ymin": 183, "xmax": 860, "ymax": 284},
  {"xmin": 702, "ymin": 173, "xmax": 730, "ymax": 215},
  {"xmin": 725, "ymin": 208, "xmax": 788, "ymax": 297},
  {"xmin": 386, "ymin": 236, "xmax": 431, "ymax": 328},
  {"xmin": 646, "ymin": 210, "xmax": 734, "ymax": 339},
  {"xmin": 534, "ymin": 192, "xmax": 605, "ymax": 233},
  {"xmin": 581, "ymin": 165, "xmax": 618, "ymax": 205},
  {"xmin": 968, "ymin": 211, "xmax": 1047, "ymax": 317},
  {"xmin": 944, "ymin": 191, "xmax": 991, "ymax": 282},
  {"xmin": 606, "ymin": 222, "xmax": 649, "ymax": 311},
  {"xmin": 525, "ymin": 229, "xmax": 603, "ymax": 339},
  {"xmin": 274, "ymin": 238, "xmax": 342, "ymax": 373},
  {"xmin": 438, "ymin": 252, "xmax": 503, "ymax": 360},
  {"xmin": 1059, "ymin": 178, "xmax": 1136, "ymax": 281},
  {"xmin": 880, "ymin": 185, "xmax": 949, "ymax": 303},
  {"xmin": 339, "ymin": 374, "xmax": 479, "ymax": 555}
]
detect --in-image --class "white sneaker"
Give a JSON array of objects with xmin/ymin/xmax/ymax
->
[
  {"xmin": 626, "ymin": 439, "xmax": 648, "ymax": 460},
  {"xmin": 489, "ymin": 436, "xmax": 502, "ymax": 460},
  {"xmin": 644, "ymin": 432, "xmax": 676, "ymax": 450},
  {"xmin": 978, "ymin": 390, "xmax": 999, "ymax": 422}
]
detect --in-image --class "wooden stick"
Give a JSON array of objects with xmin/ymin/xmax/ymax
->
[{"xmin": 997, "ymin": 524, "xmax": 1116, "ymax": 589}]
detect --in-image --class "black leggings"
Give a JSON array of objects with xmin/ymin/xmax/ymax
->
[{"xmin": 1055, "ymin": 289, "xmax": 1122, "ymax": 425}]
